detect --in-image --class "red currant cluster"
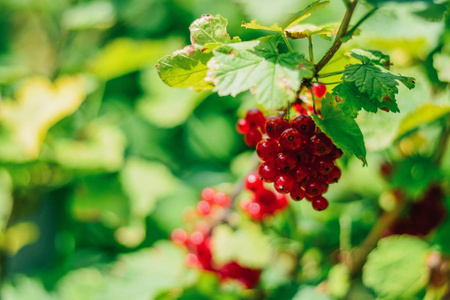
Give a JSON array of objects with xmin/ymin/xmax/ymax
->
[
  {"xmin": 171, "ymin": 188, "xmax": 262, "ymax": 289},
  {"xmin": 236, "ymin": 109, "xmax": 266, "ymax": 147},
  {"xmin": 237, "ymin": 110, "xmax": 342, "ymax": 211},
  {"xmin": 240, "ymin": 172, "xmax": 288, "ymax": 220}
]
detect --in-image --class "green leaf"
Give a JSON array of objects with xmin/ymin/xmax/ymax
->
[
  {"xmin": 211, "ymin": 223, "xmax": 272, "ymax": 269},
  {"xmin": 61, "ymin": 1, "xmax": 116, "ymax": 30},
  {"xmin": 285, "ymin": 24, "xmax": 336, "ymax": 41},
  {"xmin": 2, "ymin": 276, "xmax": 58, "ymax": 300},
  {"xmin": 312, "ymin": 94, "xmax": 367, "ymax": 165},
  {"xmin": 157, "ymin": 14, "xmax": 240, "ymax": 90},
  {"xmin": 156, "ymin": 45, "xmax": 214, "ymax": 91},
  {"xmin": 292, "ymin": 286, "xmax": 332, "ymax": 300},
  {"xmin": 207, "ymin": 35, "xmax": 314, "ymax": 109},
  {"xmin": 241, "ymin": 19, "xmax": 282, "ymax": 33},
  {"xmin": 282, "ymin": 0, "xmax": 330, "ymax": 29},
  {"xmin": 365, "ymin": 0, "xmax": 435, "ymax": 7},
  {"xmin": 363, "ymin": 235, "xmax": 430, "ymax": 299},
  {"xmin": 397, "ymin": 103, "xmax": 450, "ymax": 137},
  {"xmin": 333, "ymin": 82, "xmax": 399, "ymax": 118},
  {"xmin": 349, "ymin": 49, "xmax": 392, "ymax": 69},
  {"xmin": 189, "ymin": 14, "xmax": 241, "ymax": 46}
]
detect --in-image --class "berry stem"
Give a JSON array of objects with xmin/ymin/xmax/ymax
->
[
  {"xmin": 315, "ymin": 0, "xmax": 358, "ymax": 73},
  {"xmin": 282, "ymin": 32, "xmax": 294, "ymax": 53},
  {"xmin": 308, "ymin": 35, "xmax": 314, "ymax": 65},
  {"xmin": 344, "ymin": 7, "xmax": 378, "ymax": 42},
  {"xmin": 312, "ymin": 81, "xmax": 342, "ymax": 85},
  {"xmin": 308, "ymin": 86, "xmax": 317, "ymax": 115},
  {"xmin": 317, "ymin": 70, "xmax": 344, "ymax": 78},
  {"xmin": 434, "ymin": 121, "xmax": 450, "ymax": 165}
]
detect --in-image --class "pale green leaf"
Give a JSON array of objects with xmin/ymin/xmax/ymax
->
[
  {"xmin": 328, "ymin": 264, "xmax": 351, "ymax": 298},
  {"xmin": 0, "ymin": 76, "xmax": 86, "ymax": 161},
  {"xmin": 363, "ymin": 235, "xmax": 430, "ymax": 299},
  {"xmin": 207, "ymin": 35, "xmax": 314, "ymax": 109},
  {"xmin": 156, "ymin": 45, "xmax": 214, "ymax": 91},
  {"xmin": 293, "ymin": 286, "xmax": 332, "ymax": 300},
  {"xmin": 190, "ymin": 14, "xmax": 242, "ymax": 45},
  {"xmin": 433, "ymin": 52, "xmax": 450, "ymax": 82},
  {"xmin": 312, "ymin": 94, "xmax": 367, "ymax": 165},
  {"xmin": 285, "ymin": 23, "xmax": 336, "ymax": 40},
  {"xmin": 62, "ymin": 1, "xmax": 116, "ymax": 30},
  {"xmin": 2, "ymin": 276, "xmax": 58, "ymax": 300},
  {"xmin": 397, "ymin": 103, "xmax": 450, "ymax": 137},
  {"xmin": 241, "ymin": 19, "xmax": 282, "ymax": 33},
  {"xmin": 282, "ymin": 0, "xmax": 330, "ymax": 29}
]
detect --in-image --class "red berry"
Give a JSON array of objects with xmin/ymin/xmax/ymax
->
[
  {"xmin": 236, "ymin": 118, "xmax": 250, "ymax": 134},
  {"xmin": 201, "ymin": 187, "xmax": 215, "ymax": 203},
  {"xmin": 265, "ymin": 116, "xmax": 288, "ymax": 140},
  {"xmin": 315, "ymin": 157, "xmax": 335, "ymax": 175},
  {"xmin": 291, "ymin": 115, "xmax": 316, "ymax": 137},
  {"xmin": 255, "ymin": 188, "xmax": 277, "ymax": 206},
  {"xmin": 308, "ymin": 132, "xmax": 333, "ymax": 156},
  {"xmin": 311, "ymin": 195, "xmax": 329, "ymax": 211},
  {"xmin": 329, "ymin": 145, "xmax": 343, "ymax": 160},
  {"xmin": 275, "ymin": 193, "xmax": 288, "ymax": 210},
  {"xmin": 280, "ymin": 128, "xmax": 304, "ymax": 150},
  {"xmin": 213, "ymin": 192, "xmax": 230, "ymax": 206},
  {"xmin": 171, "ymin": 228, "xmax": 188, "ymax": 244},
  {"xmin": 291, "ymin": 164, "xmax": 309, "ymax": 182},
  {"xmin": 274, "ymin": 174, "xmax": 295, "ymax": 194},
  {"xmin": 290, "ymin": 186, "xmax": 305, "ymax": 201},
  {"xmin": 293, "ymin": 103, "xmax": 308, "ymax": 115},
  {"xmin": 275, "ymin": 151, "xmax": 297, "ymax": 172},
  {"xmin": 324, "ymin": 166, "xmax": 341, "ymax": 184},
  {"xmin": 304, "ymin": 178, "xmax": 327, "ymax": 197},
  {"xmin": 258, "ymin": 161, "xmax": 279, "ymax": 182},
  {"xmin": 245, "ymin": 109, "xmax": 266, "ymax": 130},
  {"xmin": 245, "ymin": 128, "xmax": 262, "ymax": 147},
  {"xmin": 197, "ymin": 200, "xmax": 211, "ymax": 215},
  {"xmin": 245, "ymin": 172, "xmax": 264, "ymax": 192},
  {"xmin": 311, "ymin": 83, "xmax": 327, "ymax": 98},
  {"xmin": 295, "ymin": 149, "xmax": 313, "ymax": 164},
  {"xmin": 256, "ymin": 138, "xmax": 280, "ymax": 161}
]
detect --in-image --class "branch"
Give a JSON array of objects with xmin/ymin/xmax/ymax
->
[{"xmin": 315, "ymin": 0, "xmax": 358, "ymax": 74}]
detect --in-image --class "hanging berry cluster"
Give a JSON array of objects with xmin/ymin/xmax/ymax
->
[
  {"xmin": 240, "ymin": 172, "xmax": 288, "ymax": 220},
  {"xmin": 237, "ymin": 109, "xmax": 343, "ymax": 211},
  {"xmin": 172, "ymin": 187, "xmax": 262, "ymax": 289}
]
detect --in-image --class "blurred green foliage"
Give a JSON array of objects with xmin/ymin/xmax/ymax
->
[{"xmin": 0, "ymin": 0, "xmax": 448, "ymax": 299}]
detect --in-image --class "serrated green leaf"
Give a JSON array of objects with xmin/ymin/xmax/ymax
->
[
  {"xmin": 343, "ymin": 64, "xmax": 415, "ymax": 104},
  {"xmin": 312, "ymin": 94, "xmax": 367, "ymax": 165},
  {"xmin": 190, "ymin": 14, "xmax": 241, "ymax": 46},
  {"xmin": 241, "ymin": 19, "xmax": 282, "ymax": 33},
  {"xmin": 397, "ymin": 103, "xmax": 450, "ymax": 137},
  {"xmin": 333, "ymin": 82, "xmax": 399, "ymax": 118},
  {"xmin": 156, "ymin": 45, "xmax": 214, "ymax": 91},
  {"xmin": 363, "ymin": 235, "xmax": 430, "ymax": 299},
  {"xmin": 285, "ymin": 24, "xmax": 335, "ymax": 40},
  {"xmin": 282, "ymin": 0, "xmax": 330, "ymax": 29},
  {"xmin": 350, "ymin": 49, "xmax": 391, "ymax": 69},
  {"xmin": 207, "ymin": 35, "xmax": 314, "ymax": 109}
]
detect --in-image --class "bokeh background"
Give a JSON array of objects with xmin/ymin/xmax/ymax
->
[{"xmin": 0, "ymin": 0, "xmax": 448, "ymax": 299}]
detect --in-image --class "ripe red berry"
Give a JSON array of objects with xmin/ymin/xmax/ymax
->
[
  {"xmin": 196, "ymin": 200, "xmax": 211, "ymax": 215},
  {"xmin": 295, "ymin": 149, "xmax": 313, "ymax": 164},
  {"xmin": 324, "ymin": 166, "xmax": 341, "ymax": 184},
  {"xmin": 275, "ymin": 151, "xmax": 297, "ymax": 172},
  {"xmin": 308, "ymin": 132, "xmax": 333, "ymax": 156},
  {"xmin": 291, "ymin": 115, "xmax": 316, "ymax": 137},
  {"xmin": 329, "ymin": 145, "xmax": 343, "ymax": 160},
  {"xmin": 245, "ymin": 128, "xmax": 262, "ymax": 147},
  {"xmin": 255, "ymin": 188, "xmax": 276, "ymax": 206},
  {"xmin": 274, "ymin": 174, "xmax": 295, "ymax": 194},
  {"xmin": 304, "ymin": 178, "xmax": 327, "ymax": 197},
  {"xmin": 245, "ymin": 109, "xmax": 266, "ymax": 130},
  {"xmin": 258, "ymin": 161, "xmax": 279, "ymax": 182},
  {"xmin": 315, "ymin": 157, "xmax": 335, "ymax": 175},
  {"xmin": 213, "ymin": 192, "xmax": 230, "ymax": 206},
  {"xmin": 291, "ymin": 164, "xmax": 309, "ymax": 182},
  {"xmin": 265, "ymin": 116, "xmax": 288, "ymax": 140},
  {"xmin": 245, "ymin": 172, "xmax": 264, "ymax": 192},
  {"xmin": 236, "ymin": 118, "xmax": 250, "ymax": 134},
  {"xmin": 311, "ymin": 83, "xmax": 327, "ymax": 98},
  {"xmin": 256, "ymin": 138, "xmax": 280, "ymax": 161},
  {"xmin": 290, "ymin": 186, "xmax": 305, "ymax": 201},
  {"xmin": 171, "ymin": 228, "xmax": 188, "ymax": 244},
  {"xmin": 280, "ymin": 128, "xmax": 304, "ymax": 150},
  {"xmin": 201, "ymin": 187, "xmax": 215, "ymax": 203},
  {"xmin": 311, "ymin": 195, "xmax": 329, "ymax": 211}
]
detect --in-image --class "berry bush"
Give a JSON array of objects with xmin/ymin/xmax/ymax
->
[{"xmin": 0, "ymin": 0, "xmax": 448, "ymax": 299}]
